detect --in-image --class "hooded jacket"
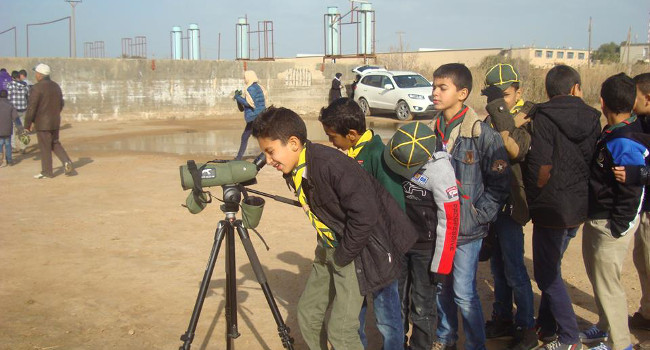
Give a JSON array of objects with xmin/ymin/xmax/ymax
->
[
  {"xmin": 620, "ymin": 114, "xmax": 650, "ymax": 211},
  {"xmin": 292, "ymin": 142, "xmax": 418, "ymax": 295},
  {"xmin": 403, "ymin": 152, "xmax": 460, "ymax": 274},
  {"xmin": 524, "ymin": 95, "xmax": 601, "ymax": 228},
  {"xmin": 588, "ymin": 118, "xmax": 647, "ymax": 237}
]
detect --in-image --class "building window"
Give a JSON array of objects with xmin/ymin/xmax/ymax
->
[
  {"xmin": 546, "ymin": 51, "xmax": 553, "ymax": 58},
  {"xmin": 578, "ymin": 52, "xmax": 585, "ymax": 60},
  {"xmin": 567, "ymin": 52, "xmax": 575, "ymax": 59},
  {"xmin": 557, "ymin": 51, "xmax": 564, "ymax": 59},
  {"xmin": 535, "ymin": 50, "xmax": 542, "ymax": 58}
]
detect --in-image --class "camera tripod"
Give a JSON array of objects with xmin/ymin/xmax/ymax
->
[{"xmin": 179, "ymin": 185, "xmax": 295, "ymax": 350}]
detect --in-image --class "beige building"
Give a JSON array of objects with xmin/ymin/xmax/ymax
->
[
  {"xmin": 278, "ymin": 46, "xmax": 591, "ymax": 70},
  {"xmin": 508, "ymin": 47, "xmax": 591, "ymax": 67},
  {"xmin": 620, "ymin": 43, "xmax": 650, "ymax": 63}
]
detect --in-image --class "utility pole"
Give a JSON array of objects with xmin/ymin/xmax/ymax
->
[
  {"xmin": 65, "ymin": 0, "xmax": 82, "ymax": 58},
  {"xmin": 587, "ymin": 17, "xmax": 591, "ymax": 68},
  {"xmin": 396, "ymin": 31, "xmax": 405, "ymax": 70},
  {"xmin": 626, "ymin": 26, "xmax": 632, "ymax": 74}
]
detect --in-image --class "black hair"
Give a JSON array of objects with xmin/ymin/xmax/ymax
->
[
  {"xmin": 545, "ymin": 65, "xmax": 581, "ymax": 98},
  {"xmin": 11, "ymin": 71, "xmax": 19, "ymax": 79},
  {"xmin": 510, "ymin": 82, "xmax": 521, "ymax": 90},
  {"xmin": 0, "ymin": 68, "xmax": 6, "ymax": 73},
  {"xmin": 0, "ymin": 90, "xmax": 7, "ymax": 98},
  {"xmin": 19, "ymin": 69, "xmax": 27, "ymax": 76},
  {"xmin": 433, "ymin": 63, "xmax": 473, "ymax": 95},
  {"xmin": 252, "ymin": 106, "xmax": 307, "ymax": 145},
  {"xmin": 601, "ymin": 73, "xmax": 636, "ymax": 114},
  {"xmin": 319, "ymin": 98, "xmax": 366, "ymax": 136},
  {"xmin": 634, "ymin": 73, "xmax": 650, "ymax": 95}
]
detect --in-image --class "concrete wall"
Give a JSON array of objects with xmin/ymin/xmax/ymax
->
[{"xmin": 0, "ymin": 57, "xmax": 358, "ymax": 121}]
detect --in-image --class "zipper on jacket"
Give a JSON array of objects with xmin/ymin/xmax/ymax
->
[{"xmin": 370, "ymin": 235, "xmax": 392, "ymax": 263}]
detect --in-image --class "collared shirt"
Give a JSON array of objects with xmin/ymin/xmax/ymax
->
[{"xmin": 6, "ymin": 80, "xmax": 28, "ymax": 112}]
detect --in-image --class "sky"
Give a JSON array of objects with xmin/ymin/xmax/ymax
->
[{"xmin": 0, "ymin": 0, "xmax": 648, "ymax": 60}]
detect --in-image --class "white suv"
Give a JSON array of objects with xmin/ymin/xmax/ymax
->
[{"xmin": 353, "ymin": 68, "xmax": 434, "ymax": 121}]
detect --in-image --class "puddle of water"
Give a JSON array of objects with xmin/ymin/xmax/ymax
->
[{"xmin": 68, "ymin": 118, "xmax": 405, "ymax": 157}]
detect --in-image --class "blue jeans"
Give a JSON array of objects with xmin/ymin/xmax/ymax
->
[
  {"xmin": 0, "ymin": 136, "xmax": 11, "ymax": 162},
  {"xmin": 358, "ymin": 280, "xmax": 404, "ymax": 350},
  {"xmin": 489, "ymin": 214, "xmax": 535, "ymax": 329},
  {"xmin": 235, "ymin": 121, "xmax": 253, "ymax": 160},
  {"xmin": 398, "ymin": 249, "xmax": 437, "ymax": 350},
  {"xmin": 436, "ymin": 239, "xmax": 486, "ymax": 350},
  {"xmin": 533, "ymin": 226, "xmax": 580, "ymax": 344}
]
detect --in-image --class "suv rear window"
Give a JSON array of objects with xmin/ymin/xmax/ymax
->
[
  {"xmin": 361, "ymin": 75, "xmax": 384, "ymax": 88},
  {"xmin": 393, "ymin": 75, "xmax": 431, "ymax": 88}
]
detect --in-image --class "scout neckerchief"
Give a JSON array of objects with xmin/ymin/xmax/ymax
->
[
  {"xmin": 436, "ymin": 105, "xmax": 469, "ymax": 145},
  {"xmin": 604, "ymin": 113, "xmax": 637, "ymax": 134},
  {"xmin": 347, "ymin": 129, "xmax": 373, "ymax": 159},
  {"xmin": 510, "ymin": 99, "xmax": 525, "ymax": 115},
  {"xmin": 291, "ymin": 147, "xmax": 338, "ymax": 247},
  {"xmin": 598, "ymin": 113, "xmax": 638, "ymax": 145}
]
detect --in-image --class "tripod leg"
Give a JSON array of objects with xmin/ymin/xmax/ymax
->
[
  {"xmin": 179, "ymin": 221, "xmax": 228, "ymax": 350},
  {"xmin": 225, "ymin": 221, "xmax": 240, "ymax": 350},
  {"xmin": 234, "ymin": 222, "xmax": 295, "ymax": 349}
]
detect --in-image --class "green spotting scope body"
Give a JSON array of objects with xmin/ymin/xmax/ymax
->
[{"xmin": 179, "ymin": 160, "xmax": 260, "ymax": 190}]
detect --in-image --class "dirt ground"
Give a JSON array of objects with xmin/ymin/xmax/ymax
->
[{"xmin": 1, "ymin": 114, "xmax": 649, "ymax": 350}]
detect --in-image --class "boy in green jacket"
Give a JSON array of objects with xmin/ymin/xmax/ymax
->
[{"xmin": 319, "ymin": 98, "xmax": 405, "ymax": 349}]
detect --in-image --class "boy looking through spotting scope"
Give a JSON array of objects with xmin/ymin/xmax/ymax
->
[
  {"xmin": 252, "ymin": 106, "xmax": 417, "ymax": 350},
  {"xmin": 319, "ymin": 97, "xmax": 406, "ymax": 350}
]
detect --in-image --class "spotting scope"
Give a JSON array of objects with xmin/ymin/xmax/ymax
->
[{"xmin": 179, "ymin": 153, "xmax": 266, "ymax": 190}]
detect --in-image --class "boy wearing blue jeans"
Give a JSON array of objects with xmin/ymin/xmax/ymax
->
[
  {"xmin": 481, "ymin": 63, "xmax": 537, "ymax": 350},
  {"xmin": 427, "ymin": 63, "xmax": 511, "ymax": 350},
  {"xmin": 319, "ymin": 98, "xmax": 405, "ymax": 349},
  {"xmin": 0, "ymin": 90, "xmax": 18, "ymax": 166},
  {"xmin": 524, "ymin": 65, "xmax": 601, "ymax": 350}
]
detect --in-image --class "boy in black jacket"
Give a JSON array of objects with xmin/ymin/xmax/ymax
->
[
  {"xmin": 252, "ymin": 106, "xmax": 417, "ymax": 350},
  {"xmin": 581, "ymin": 73, "xmax": 646, "ymax": 350},
  {"xmin": 612, "ymin": 72, "xmax": 650, "ymax": 331},
  {"xmin": 524, "ymin": 65, "xmax": 601, "ymax": 350}
]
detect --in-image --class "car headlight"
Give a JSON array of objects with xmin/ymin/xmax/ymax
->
[{"xmin": 408, "ymin": 94, "xmax": 425, "ymax": 100}]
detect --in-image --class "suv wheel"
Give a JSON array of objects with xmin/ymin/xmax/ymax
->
[
  {"xmin": 396, "ymin": 101, "xmax": 414, "ymax": 121},
  {"xmin": 358, "ymin": 98, "xmax": 371, "ymax": 116}
]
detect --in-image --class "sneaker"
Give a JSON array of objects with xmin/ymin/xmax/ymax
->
[
  {"xmin": 629, "ymin": 312, "xmax": 650, "ymax": 330},
  {"xmin": 579, "ymin": 325, "xmax": 608, "ymax": 344},
  {"xmin": 485, "ymin": 318, "xmax": 514, "ymax": 338},
  {"xmin": 538, "ymin": 329, "xmax": 558, "ymax": 344},
  {"xmin": 509, "ymin": 327, "xmax": 539, "ymax": 350},
  {"xmin": 430, "ymin": 341, "xmax": 456, "ymax": 350},
  {"xmin": 34, "ymin": 173, "xmax": 51, "ymax": 179},
  {"xmin": 64, "ymin": 161, "xmax": 74, "ymax": 175},
  {"xmin": 541, "ymin": 340, "xmax": 583, "ymax": 350}
]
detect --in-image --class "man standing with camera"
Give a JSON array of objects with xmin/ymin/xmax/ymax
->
[{"xmin": 24, "ymin": 63, "xmax": 74, "ymax": 179}]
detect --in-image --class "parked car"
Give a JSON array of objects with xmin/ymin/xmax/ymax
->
[{"xmin": 352, "ymin": 67, "xmax": 434, "ymax": 121}]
